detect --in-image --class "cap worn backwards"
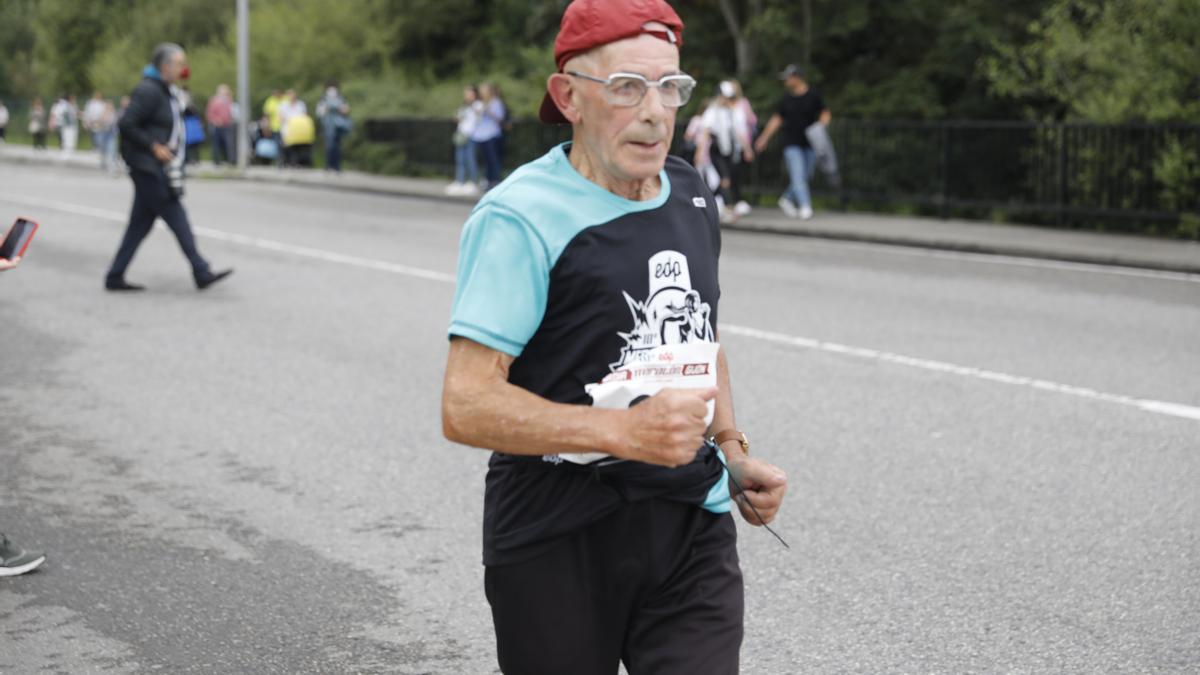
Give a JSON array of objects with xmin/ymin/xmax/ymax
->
[{"xmin": 539, "ymin": 0, "xmax": 685, "ymax": 124}]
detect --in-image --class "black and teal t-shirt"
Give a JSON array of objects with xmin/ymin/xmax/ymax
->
[{"xmin": 449, "ymin": 143, "xmax": 732, "ymax": 566}]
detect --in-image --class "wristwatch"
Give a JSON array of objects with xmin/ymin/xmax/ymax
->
[{"xmin": 710, "ymin": 429, "xmax": 749, "ymax": 455}]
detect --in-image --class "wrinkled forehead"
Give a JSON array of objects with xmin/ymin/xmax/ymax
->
[{"xmin": 590, "ymin": 30, "xmax": 680, "ymax": 76}]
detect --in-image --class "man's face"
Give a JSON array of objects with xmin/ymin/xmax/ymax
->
[
  {"xmin": 161, "ymin": 51, "xmax": 188, "ymax": 84},
  {"xmin": 573, "ymin": 34, "xmax": 680, "ymax": 184}
]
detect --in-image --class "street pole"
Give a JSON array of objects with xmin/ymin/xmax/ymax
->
[{"xmin": 236, "ymin": 0, "xmax": 250, "ymax": 171}]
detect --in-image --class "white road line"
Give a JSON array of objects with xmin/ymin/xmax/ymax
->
[
  {"xmin": 4, "ymin": 191, "xmax": 1198, "ymax": 423},
  {"xmin": 0, "ymin": 192, "xmax": 457, "ymax": 283},
  {"xmin": 719, "ymin": 325, "xmax": 1200, "ymax": 422}
]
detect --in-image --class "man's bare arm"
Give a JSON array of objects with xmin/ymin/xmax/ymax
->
[
  {"xmin": 442, "ymin": 337, "xmax": 716, "ymax": 468},
  {"xmin": 753, "ymin": 113, "xmax": 783, "ymax": 153}
]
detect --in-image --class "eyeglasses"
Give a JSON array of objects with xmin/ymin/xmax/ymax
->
[{"xmin": 566, "ymin": 71, "xmax": 697, "ymax": 108}]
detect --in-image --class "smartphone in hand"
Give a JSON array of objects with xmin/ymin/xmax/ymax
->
[{"xmin": 0, "ymin": 217, "xmax": 39, "ymax": 261}]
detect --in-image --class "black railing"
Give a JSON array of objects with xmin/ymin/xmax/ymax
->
[{"xmin": 365, "ymin": 117, "xmax": 1199, "ymax": 235}]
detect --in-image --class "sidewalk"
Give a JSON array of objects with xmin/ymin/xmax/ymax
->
[{"xmin": 5, "ymin": 143, "xmax": 1199, "ymax": 275}]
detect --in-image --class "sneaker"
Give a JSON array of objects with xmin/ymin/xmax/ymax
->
[
  {"xmin": 777, "ymin": 196, "xmax": 798, "ymax": 218},
  {"xmin": 459, "ymin": 182, "xmax": 480, "ymax": 196},
  {"xmin": 734, "ymin": 200, "xmax": 752, "ymax": 217},
  {"xmin": 799, "ymin": 205, "xmax": 814, "ymax": 220},
  {"xmin": 444, "ymin": 182, "xmax": 464, "ymax": 195},
  {"xmin": 0, "ymin": 534, "xmax": 46, "ymax": 577}
]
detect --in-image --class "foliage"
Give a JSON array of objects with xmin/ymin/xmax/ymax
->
[{"xmin": 983, "ymin": 0, "xmax": 1200, "ymax": 123}]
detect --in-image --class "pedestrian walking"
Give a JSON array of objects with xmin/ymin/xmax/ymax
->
[
  {"xmin": 753, "ymin": 64, "xmax": 831, "ymax": 220},
  {"xmin": 445, "ymin": 85, "xmax": 480, "ymax": 195},
  {"xmin": 470, "ymin": 82, "xmax": 506, "ymax": 190},
  {"xmin": 205, "ymin": 84, "xmax": 236, "ymax": 165},
  {"xmin": 316, "ymin": 80, "xmax": 351, "ymax": 172},
  {"xmin": 0, "ymin": 100, "xmax": 9, "ymax": 142},
  {"xmin": 104, "ymin": 43, "xmax": 232, "ymax": 292},
  {"xmin": 85, "ymin": 93, "xmax": 117, "ymax": 171},
  {"xmin": 442, "ymin": 1, "xmax": 787, "ymax": 671},
  {"xmin": 28, "ymin": 98, "xmax": 47, "ymax": 149},
  {"xmin": 700, "ymin": 80, "xmax": 755, "ymax": 222}
]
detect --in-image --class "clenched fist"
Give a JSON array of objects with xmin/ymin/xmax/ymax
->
[{"xmin": 615, "ymin": 387, "xmax": 717, "ymax": 467}]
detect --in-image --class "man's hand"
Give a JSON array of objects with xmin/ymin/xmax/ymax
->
[
  {"xmin": 151, "ymin": 143, "xmax": 174, "ymax": 163},
  {"xmin": 753, "ymin": 136, "xmax": 768, "ymax": 154},
  {"xmin": 742, "ymin": 147, "xmax": 755, "ymax": 163},
  {"xmin": 617, "ymin": 387, "xmax": 717, "ymax": 468},
  {"xmin": 725, "ymin": 453, "xmax": 787, "ymax": 526},
  {"xmin": 0, "ymin": 256, "xmax": 20, "ymax": 271}
]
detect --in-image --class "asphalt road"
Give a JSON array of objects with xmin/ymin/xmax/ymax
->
[{"xmin": 1, "ymin": 162, "xmax": 1197, "ymax": 674}]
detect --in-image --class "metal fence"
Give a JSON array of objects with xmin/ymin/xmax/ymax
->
[{"xmin": 363, "ymin": 117, "xmax": 1199, "ymax": 235}]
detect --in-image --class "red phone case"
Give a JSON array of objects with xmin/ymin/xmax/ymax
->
[{"xmin": 1, "ymin": 217, "xmax": 39, "ymax": 260}]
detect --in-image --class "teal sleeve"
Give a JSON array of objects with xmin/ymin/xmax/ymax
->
[{"xmin": 448, "ymin": 205, "xmax": 550, "ymax": 357}]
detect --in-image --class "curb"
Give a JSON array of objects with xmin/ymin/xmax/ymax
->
[{"xmin": 719, "ymin": 220, "xmax": 1200, "ymax": 276}]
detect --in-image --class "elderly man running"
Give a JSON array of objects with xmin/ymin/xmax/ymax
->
[{"xmin": 442, "ymin": 1, "xmax": 788, "ymax": 672}]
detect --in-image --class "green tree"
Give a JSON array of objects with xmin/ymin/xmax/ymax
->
[{"xmin": 983, "ymin": 0, "xmax": 1200, "ymax": 122}]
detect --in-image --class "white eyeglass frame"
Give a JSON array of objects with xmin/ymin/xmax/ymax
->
[{"xmin": 566, "ymin": 70, "xmax": 697, "ymax": 108}]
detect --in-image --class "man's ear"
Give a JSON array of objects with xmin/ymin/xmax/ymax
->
[{"xmin": 546, "ymin": 73, "xmax": 583, "ymax": 125}]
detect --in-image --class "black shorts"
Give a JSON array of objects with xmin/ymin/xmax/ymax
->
[{"xmin": 484, "ymin": 498, "xmax": 743, "ymax": 675}]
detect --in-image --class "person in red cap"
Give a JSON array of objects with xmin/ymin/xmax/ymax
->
[{"xmin": 442, "ymin": 1, "xmax": 788, "ymax": 672}]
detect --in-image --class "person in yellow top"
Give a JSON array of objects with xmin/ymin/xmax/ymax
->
[
  {"xmin": 262, "ymin": 88, "xmax": 284, "ymax": 134},
  {"xmin": 283, "ymin": 110, "xmax": 316, "ymax": 166}
]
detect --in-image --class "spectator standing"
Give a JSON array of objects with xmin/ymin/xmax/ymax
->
[
  {"xmin": 754, "ymin": 64, "xmax": 830, "ymax": 220},
  {"xmin": 28, "ymin": 98, "xmax": 47, "ymax": 149},
  {"xmin": 251, "ymin": 116, "xmax": 280, "ymax": 165},
  {"xmin": 83, "ymin": 91, "xmax": 107, "ymax": 147},
  {"xmin": 205, "ymin": 84, "xmax": 236, "ymax": 165},
  {"xmin": 94, "ymin": 100, "xmax": 118, "ymax": 172},
  {"xmin": 282, "ymin": 106, "xmax": 316, "ymax": 167},
  {"xmin": 263, "ymin": 88, "xmax": 284, "ymax": 138},
  {"xmin": 105, "ymin": 43, "xmax": 232, "ymax": 292},
  {"xmin": 51, "ymin": 94, "xmax": 79, "ymax": 154},
  {"xmin": 471, "ymin": 82, "xmax": 506, "ymax": 190},
  {"xmin": 0, "ymin": 100, "xmax": 9, "ymax": 142},
  {"xmin": 446, "ymin": 85, "xmax": 480, "ymax": 195},
  {"xmin": 315, "ymin": 80, "xmax": 351, "ymax": 172}
]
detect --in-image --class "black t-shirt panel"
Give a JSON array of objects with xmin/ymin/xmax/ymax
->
[{"xmin": 777, "ymin": 89, "xmax": 827, "ymax": 148}]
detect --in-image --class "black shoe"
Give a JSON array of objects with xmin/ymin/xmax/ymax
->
[
  {"xmin": 195, "ymin": 268, "xmax": 233, "ymax": 290},
  {"xmin": 105, "ymin": 277, "xmax": 145, "ymax": 291}
]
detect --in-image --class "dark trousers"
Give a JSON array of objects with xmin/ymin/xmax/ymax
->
[
  {"xmin": 107, "ymin": 168, "xmax": 209, "ymax": 281},
  {"xmin": 485, "ymin": 499, "xmax": 743, "ymax": 674},
  {"xmin": 711, "ymin": 148, "xmax": 742, "ymax": 206},
  {"xmin": 324, "ymin": 129, "xmax": 344, "ymax": 172},
  {"xmin": 479, "ymin": 136, "xmax": 503, "ymax": 188}
]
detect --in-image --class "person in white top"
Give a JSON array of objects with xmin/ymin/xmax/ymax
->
[
  {"xmin": 446, "ymin": 85, "xmax": 482, "ymax": 195},
  {"xmin": 699, "ymin": 80, "xmax": 754, "ymax": 222},
  {"xmin": 0, "ymin": 100, "xmax": 9, "ymax": 142}
]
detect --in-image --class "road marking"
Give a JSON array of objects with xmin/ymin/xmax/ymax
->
[
  {"xmin": 726, "ymin": 236, "xmax": 1200, "ymax": 284},
  {"xmin": 718, "ymin": 325, "xmax": 1200, "ymax": 422},
  {"xmin": 3, "ymin": 191, "xmax": 1198, "ymax": 423},
  {"xmin": 0, "ymin": 192, "xmax": 456, "ymax": 283}
]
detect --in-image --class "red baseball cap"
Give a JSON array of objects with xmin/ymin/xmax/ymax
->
[{"xmin": 539, "ymin": 0, "xmax": 685, "ymax": 124}]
